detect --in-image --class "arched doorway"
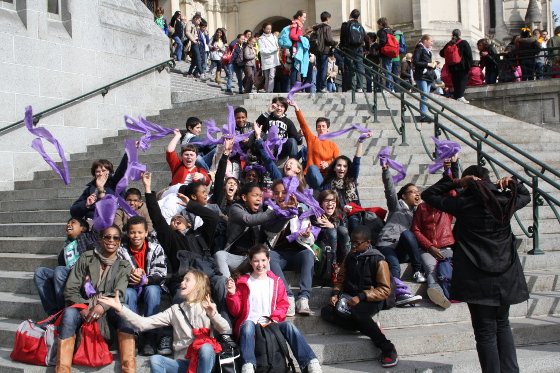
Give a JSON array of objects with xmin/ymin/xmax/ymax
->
[{"xmin": 253, "ymin": 16, "xmax": 291, "ymax": 34}]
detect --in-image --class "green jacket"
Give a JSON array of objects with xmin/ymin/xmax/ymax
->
[{"xmin": 64, "ymin": 250, "xmax": 131, "ymax": 306}]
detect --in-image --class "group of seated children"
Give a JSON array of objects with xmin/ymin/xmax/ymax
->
[{"xmin": 32, "ymin": 96, "xmax": 463, "ymax": 373}]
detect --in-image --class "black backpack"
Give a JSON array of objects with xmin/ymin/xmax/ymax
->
[
  {"xmin": 254, "ymin": 322, "xmax": 295, "ymax": 373},
  {"xmin": 345, "ymin": 20, "xmax": 365, "ymax": 47}
]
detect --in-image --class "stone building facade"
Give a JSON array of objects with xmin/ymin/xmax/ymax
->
[{"xmin": 157, "ymin": 0, "xmax": 553, "ymax": 50}]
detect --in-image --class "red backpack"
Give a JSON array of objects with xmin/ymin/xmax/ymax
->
[
  {"xmin": 444, "ymin": 39, "xmax": 462, "ymax": 65},
  {"xmin": 380, "ymin": 33, "xmax": 400, "ymax": 58}
]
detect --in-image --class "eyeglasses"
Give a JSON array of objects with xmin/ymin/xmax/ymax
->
[
  {"xmin": 102, "ymin": 235, "xmax": 121, "ymax": 242},
  {"xmin": 323, "ymin": 198, "xmax": 336, "ymax": 204}
]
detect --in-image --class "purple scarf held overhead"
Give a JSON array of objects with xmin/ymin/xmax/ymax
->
[
  {"xmin": 262, "ymin": 125, "xmax": 287, "ymax": 161},
  {"xmin": 125, "ymin": 115, "xmax": 175, "ymax": 151},
  {"xmin": 93, "ymin": 139, "xmax": 146, "ymax": 230},
  {"xmin": 190, "ymin": 105, "xmax": 253, "ymax": 158},
  {"xmin": 377, "ymin": 147, "xmax": 407, "ymax": 184},
  {"xmin": 287, "ymin": 81, "xmax": 313, "ymax": 101},
  {"xmin": 428, "ymin": 137, "xmax": 461, "ymax": 174},
  {"xmin": 318, "ymin": 123, "xmax": 371, "ymax": 141},
  {"xmin": 24, "ymin": 106, "xmax": 71, "ymax": 185}
]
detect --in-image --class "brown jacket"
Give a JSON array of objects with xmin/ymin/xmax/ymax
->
[{"xmin": 334, "ymin": 247, "xmax": 391, "ymax": 302}]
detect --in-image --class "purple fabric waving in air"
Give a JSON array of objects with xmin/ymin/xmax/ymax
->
[
  {"xmin": 428, "ymin": 137, "xmax": 461, "ymax": 174},
  {"xmin": 262, "ymin": 125, "xmax": 287, "ymax": 161},
  {"xmin": 287, "ymin": 81, "xmax": 313, "ymax": 101},
  {"xmin": 318, "ymin": 123, "xmax": 371, "ymax": 141},
  {"xmin": 24, "ymin": 106, "xmax": 71, "ymax": 185},
  {"xmin": 124, "ymin": 115, "xmax": 175, "ymax": 151},
  {"xmin": 377, "ymin": 147, "xmax": 407, "ymax": 184}
]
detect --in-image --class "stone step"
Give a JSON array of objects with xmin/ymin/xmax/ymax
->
[
  {"xmin": 0, "ymin": 198, "xmax": 74, "ymax": 212},
  {"xmin": 0, "ymin": 237, "xmax": 64, "ymax": 254},
  {"xmin": 0, "ymin": 223, "xmax": 66, "ymax": 238},
  {"xmin": 0, "ymin": 210, "xmax": 70, "ymax": 224},
  {"xmin": 0, "ymin": 253, "xmax": 57, "ymax": 272}
]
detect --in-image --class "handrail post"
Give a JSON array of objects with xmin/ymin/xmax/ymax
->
[
  {"xmin": 400, "ymin": 92, "xmax": 408, "ymax": 146},
  {"xmin": 528, "ymin": 176, "xmax": 543, "ymax": 255},
  {"xmin": 373, "ymin": 81, "xmax": 379, "ymax": 123},
  {"xmin": 476, "ymin": 140, "xmax": 484, "ymax": 166},
  {"xmin": 351, "ymin": 68, "xmax": 356, "ymax": 104}
]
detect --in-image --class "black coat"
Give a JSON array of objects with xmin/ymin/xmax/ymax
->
[
  {"xmin": 412, "ymin": 43, "xmax": 434, "ymax": 82},
  {"xmin": 421, "ymin": 177, "xmax": 530, "ymax": 306}
]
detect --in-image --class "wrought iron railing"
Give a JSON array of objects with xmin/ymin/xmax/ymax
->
[
  {"xmin": 335, "ymin": 46, "xmax": 560, "ymax": 255},
  {"xmin": 0, "ymin": 59, "xmax": 175, "ymax": 134}
]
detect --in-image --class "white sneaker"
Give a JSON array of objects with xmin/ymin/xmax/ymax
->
[
  {"xmin": 413, "ymin": 271, "xmax": 427, "ymax": 283},
  {"xmin": 287, "ymin": 296, "xmax": 296, "ymax": 317},
  {"xmin": 296, "ymin": 297, "xmax": 311, "ymax": 316},
  {"xmin": 355, "ymin": 88, "xmax": 363, "ymax": 93},
  {"xmin": 241, "ymin": 363, "xmax": 255, "ymax": 373},
  {"xmin": 457, "ymin": 97, "xmax": 470, "ymax": 104},
  {"xmin": 395, "ymin": 293, "xmax": 422, "ymax": 307},
  {"xmin": 307, "ymin": 358, "xmax": 322, "ymax": 373},
  {"xmin": 427, "ymin": 286, "xmax": 451, "ymax": 309}
]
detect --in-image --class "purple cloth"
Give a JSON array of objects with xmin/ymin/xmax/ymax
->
[
  {"xmin": 286, "ymin": 223, "xmax": 321, "ymax": 243},
  {"xmin": 287, "ymin": 82, "xmax": 313, "ymax": 101},
  {"xmin": 377, "ymin": 147, "xmax": 407, "ymax": 184},
  {"xmin": 295, "ymin": 188, "xmax": 324, "ymax": 220},
  {"xmin": 318, "ymin": 123, "xmax": 371, "ymax": 141},
  {"xmin": 267, "ymin": 200, "xmax": 298, "ymax": 218},
  {"xmin": 244, "ymin": 164, "xmax": 266, "ymax": 175},
  {"xmin": 93, "ymin": 140, "xmax": 143, "ymax": 230},
  {"xmin": 191, "ymin": 105, "xmax": 253, "ymax": 158},
  {"xmin": 428, "ymin": 137, "xmax": 461, "ymax": 174},
  {"xmin": 262, "ymin": 125, "xmax": 287, "ymax": 161},
  {"xmin": 125, "ymin": 115, "xmax": 175, "ymax": 151},
  {"xmin": 84, "ymin": 281, "xmax": 97, "ymax": 298},
  {"xmin": 135, "ymin": 275, "xmax": 148, "ymax": 296},
  {"xmin": 24, "ymin": 106, "xmax": 71, "ymax": 185},
  {"xmin": 393, "ymin": 277, "xmax": 411, "ymax": 297}
]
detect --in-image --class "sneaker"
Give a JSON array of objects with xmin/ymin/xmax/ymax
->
[
  {"xmin": 142, "ymin": 342, "xmax": 155, "ymax": 356},
  {"xmin": 380, "ymin": 348, "xmax": 399, "ymax": 368},
  {"xmin": 287, "ymin": 296, "xmax": 296, "ymax": 317},
  {"xmin": 395, "ymin": 293, "xmax": 422, "ymax": 307},
  {"xmin": 427, "ymin": 286, "xmax": 451, "ymax": 309},
  {"xmin": 296, "ymin": 297, "xmax": 311, "ymax": 316},
  {"xmin": 319, "ymin": 88, "xmax": 327, "ymax": 93},
  {"xmin": 457, "ymin": 96, "xmax": 470, "ymax": 104},
  {"xmin": 156, "ymin": 336, "xmax": 173, "ymax": 356},
  {"xmin": 307, "ymin": 358, "xmax": 322, "ymax": 373},
  {"xmin": 241, "ymin": 363, "xmax": 255, "ymax": 373},
  {"xmin": 355, "ymin": 88, "xmax": 363, "ymax": 93},
  {"xmin": 413, "ymin": 271, "xmax": 427, "ymax": 283}
]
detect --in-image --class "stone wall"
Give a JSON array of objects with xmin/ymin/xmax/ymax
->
[
  {"xmin": 0, "ymin": 0, "xmax": 172, "ymax": 191},
  {"xmin": 466, "ymin": 80, "xmax": 560, "ymax": 131}
]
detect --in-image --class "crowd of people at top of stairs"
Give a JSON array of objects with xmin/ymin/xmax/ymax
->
[
  {"xmin": 24, "ymin": 7, "xmax": 537, "ymax": 373},
  {"xmin": 154, "ymin": 6, "xmax": 560, "ymax": 100}
]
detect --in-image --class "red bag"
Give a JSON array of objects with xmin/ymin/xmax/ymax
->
[
  {"xmin": 380, "ymin": 33, "xmax": 400, "ymax": 58},
  {"xmin": 444, "ymin": 39, "xmax": 462, "ymax": 66},
  {"xmin": 221, "ymin": 47, "xmax": 233, "ymax": 65},
  {"xmin": 10, "ymin": 309, "xmax": 64, "ymax": 366},
  {"xmin": 72, "ymin": 321, "xmax": 113, "ymax": 367}
]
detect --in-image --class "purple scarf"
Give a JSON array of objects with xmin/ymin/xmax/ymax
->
[
  {"xmin": 287, "ymin": 82, "xmax": 313, "ymax": 101},
  {"xmin": 428, "ymin": 137, "xmax": 461, "ymax": 174},
  {"xmin": 93, "ymin": 140, "xmax": 145, "ymax": 230},
  {"xmin": 125, "ymin": 115, "xmax": 175, "ymax": 151},
  {"xmin": 24, "ymin": 106, "xmax": 71, "ymax": 185},
  {"xmin": 191, "ymin": 105, "xmax": 253, "ymax": 158},
  {"xmin": 262, "ymin": 125, "xmax": 287, "ymax": 161},
  {"xmin": 377, "ymin": 147, "xmax": 407, "ymax": 184},
  {"xmin": 318, "ymin": 123, "xmax": 371, "ymax": 141}
]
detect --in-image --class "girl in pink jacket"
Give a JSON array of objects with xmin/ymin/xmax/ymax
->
[{"xmin": 226, "ymin": 244, "xmax": 322, "ymax": 373}]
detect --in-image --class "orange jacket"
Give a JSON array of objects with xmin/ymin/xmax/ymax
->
[{"xmin": 296, "ymin": 109, "xmax": 340, "ymax": 174}]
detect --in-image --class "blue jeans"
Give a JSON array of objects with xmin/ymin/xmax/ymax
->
[
  {"xmin": 290, "ymin": 64, "xmax": 299, "ymax": 88},
  {"xmin": 305, "ymin": 165, "xmax": 324, "ymax": 190},
  {"xmin": 58, "ymin": 306, "xmax": 132, "ymax": 339},
  {"xmin": 269, "ymin": 249, "xmax": 314, "ymax": 299},
  {"xmin": 378, "ymin": 230, "xmax": 424, "ymax": 279},
  {"xmin": 125, "ymin": 285, "xmax": 162, "ymax": 317},
  {"xmin": 150, "ymin": 344, "xmax": 216, "ymax": 373},
  {"xmin": 278, "ymin": 137, "xmax": 298, "ymax": 160},
  {"xmin": 380, "ymin": 56, "xmax": 394, "ymax": 91},
  {"xmin": 320, "ymin": 226, "xmax": 350, "ymax": 263},
  {"xmin": 34, "ymin": 266, "xmax": 70, "ymax": 315},
  {"xmin": 173, "ymin": 36, "xmax": 183, "ymax": 61},
  {"xmin": 196, "ymin": 148, "xmax": 216, "ymax": 171},
  {"xmin": 316, "ymin": 54, "xmax": 328, "ymax": 91},
  {"xmin": 391, "ymin": 60, "xmax": 401, "ymax": 91},
  {"xmin": 326, "ymin": 80, "xmax": 336, "ymax": 92},
  {"xmin": 304, "ymin": 65, "xmax": 317, "ymax": 93},
  {"xmin": 239, "ymin": 321, "xmax": 316, "ymax": 369},
  {"xmin": 416, "ymin": 79, "xmax": 430, "ymax": 115},
  {"xmin": 188, "ymin": 44, "xmax": 203, "ymax": 76}
]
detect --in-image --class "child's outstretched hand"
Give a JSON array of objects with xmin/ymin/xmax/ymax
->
[{"xmin": 98, "ymin": 289, "xmax": 123, "ymax": 312}]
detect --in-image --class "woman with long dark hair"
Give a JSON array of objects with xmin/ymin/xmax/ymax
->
[
  {"xmin": 209, "ymin": 28, "xmax": 228, "ymax": 84},
  {"xmin": 422, "ymin": 165, "xmax": 531, "ymax": 373}
]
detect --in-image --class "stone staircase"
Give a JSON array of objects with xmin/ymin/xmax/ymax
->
[{"xmin": 0, "ymin": 84, "xmax": 559, "ymax": 371}]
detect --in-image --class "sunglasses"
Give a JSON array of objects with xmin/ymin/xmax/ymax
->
[{"xmin": 102, "ymin": 235, "xmax": 121, "ymax": 242}]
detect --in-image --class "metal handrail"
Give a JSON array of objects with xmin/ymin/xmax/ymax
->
[
  {"xmin": 335, "ymin": 46, "xmax": 560, "ymax": 255},
  {"xmin": 0, "ymin": 59, "xmax": 176, "ymax": 135}
]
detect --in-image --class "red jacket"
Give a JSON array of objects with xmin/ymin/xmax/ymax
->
[
  {"xmin": 226, "ymin": 271, "xmax": 288, "ymax": 338},
  {"xmin": 411, "ymin": 202, "xmax": 455, "ymax": 250},
  {"xmin": 166, "ymin": 150, "xmax": 211, "ymax": 186}
]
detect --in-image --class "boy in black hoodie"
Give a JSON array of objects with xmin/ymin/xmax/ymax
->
[{"xmin": 321, "ymin": 225, "xmax": 399, "ymax": 368}]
